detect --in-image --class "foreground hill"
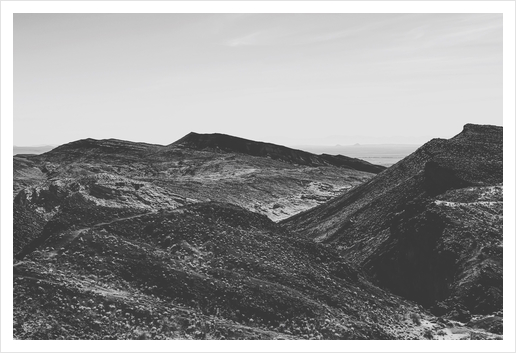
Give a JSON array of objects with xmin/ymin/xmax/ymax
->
[
  {"xmin": 282, "ymin": 124, "xmax": 503, "ymax": 324},
  {"xmin": 14, "ymin": 201, "xmax": 497, "ymax": 340}
]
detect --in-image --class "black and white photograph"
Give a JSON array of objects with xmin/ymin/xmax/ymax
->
[{"xmin": 2, "ymin": 1, "xmax": 515, "ymax": 351}]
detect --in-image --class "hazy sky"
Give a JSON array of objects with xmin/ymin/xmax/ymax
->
[{"xmin": 14, "ymin": 13, "xmax": 502, "ymax": 146}]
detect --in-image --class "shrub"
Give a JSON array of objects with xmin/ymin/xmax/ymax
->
[
  {"xmin": 423, "ymin": 329, "xmax": 434, "ymax": 339},
  {"xmin": 409, "ymin": 313, "xmax": 421, "ymax": 325},
  {"xmin": 132, "ymin": 329, "xmax": 149, "ymax": 340}
]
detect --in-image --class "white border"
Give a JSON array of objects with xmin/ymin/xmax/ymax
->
[{"xmin": 1, "ymin": 1, "xmax": 515, "ymax": 352}]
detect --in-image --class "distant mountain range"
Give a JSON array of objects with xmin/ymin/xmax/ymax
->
[
  {"xmin": 268, "ymin": 134, "xmax": 436, "ymax": 147},
  {"xmin": 14, "ymin": 138, "xmax": 421, "ymax": 167},
  {"xmin": 13, "ymin": 145, "xmax": 55, "ymax": 155},
  {"xmin": 16, "ymin": 132, "xmax": 386, "ymax": 174},
  {"xmin": 293, "ymin": 144, "xmax": 421, "ymax": 167}
]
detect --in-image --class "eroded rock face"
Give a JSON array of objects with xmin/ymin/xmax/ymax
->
[
  {"xmin": 14, "ymin": 179, "xmax": 71, "ymax": 212},
  {"xmin": 282, "ymin": 124, "xmax": 503, "ymax": 318},
  {"xmin": 14, "ymin": 174, "xmax": 189, "ymax": 214},
  {"xmin": 13, "ymin": 203, "xmax": 47, "ymax": 255}
]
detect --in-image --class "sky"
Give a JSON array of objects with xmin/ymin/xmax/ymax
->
[{"xmin": 14, "ymin": 13, "xmax": 502, "ymax": 147}]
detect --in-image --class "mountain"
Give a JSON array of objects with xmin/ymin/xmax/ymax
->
[
  {"xmin": 15, "ymin": 134, "xmax": 384, "ymax": 223},
  {"xmin": 172, "ymin": 132, "xmax": 386, "ymax": 174},
  {"xmin": 281, "ymin": 124, "xmax": 503, "ymax": 322},
  {"xmin": 12, "ymin": 128, "xmax": 502, "ymax": 340}
]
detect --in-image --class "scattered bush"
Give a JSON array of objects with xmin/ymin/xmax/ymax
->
[{"xmin": 409, "ymin": 313, "xmax": 421, "ymax": 326}]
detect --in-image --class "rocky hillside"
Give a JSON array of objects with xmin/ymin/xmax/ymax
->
[
  {"xmin": 13, "ymin": 135, "xmax": 381, "ymax": 260},
  {"xmin": 14, "ymin": 201, "xmax": 498, "ymax": 340},
  {"xmin": 15, "ymin": 135, "xmax": 382, "ymax": 222},
  {"xmin": 282, "ymin": 124, "xmax": 503, "ymax": 323}
]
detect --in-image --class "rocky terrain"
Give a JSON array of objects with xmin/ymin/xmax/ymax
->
[
  {"xmin": 283, "ymin": 124, "xmax": 503, "ymax": 331},
  {"xmin": 14, "ymin": 134, "xmax": 382, "ymax": 224},
  {"xmin": 13, "ymin": 201, "xmax": 499, "ymax": 340},
  {"xmin": 12, "ymin": 127, "xmax": 503, "ymax": 340}
]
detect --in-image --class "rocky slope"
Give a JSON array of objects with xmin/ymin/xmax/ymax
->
[
  {"xmin": 282, "ymin": 124, "xmax": 503, "ymax": 324},
  {"xmin": 14, "ymin": 201, "xmax": 498, "ymax": 340},
  {"xmin": 13, "ymin": 156, "xmax": 47, "ymax": 197}
]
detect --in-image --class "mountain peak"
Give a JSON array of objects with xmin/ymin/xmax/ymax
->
[
  {"xmin": 453, "ymin": 123, "xmax": 503, "ymax": 144},
  {"xmin": 172, "ymin": 132, "xmax": 264, "ymax": 148},
  {"xmin": 462, "ymin": 123, "xmax": 501, "ymax": 133}
]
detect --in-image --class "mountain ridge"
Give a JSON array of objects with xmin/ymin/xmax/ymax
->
[
  {"xmin": 14, "ymin": 132, "xmax": 383, "ymax": 225},
  {"xmin": 26, "ymin": 133, "xmax": 386, "ymax": 174},
  {"xmin": 171, "ymin": 132, "xmax": 386, "ymax": 173},
  {"xmin": 281, "ymin": 123, "xmax": 503, "ymax": 318}
]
